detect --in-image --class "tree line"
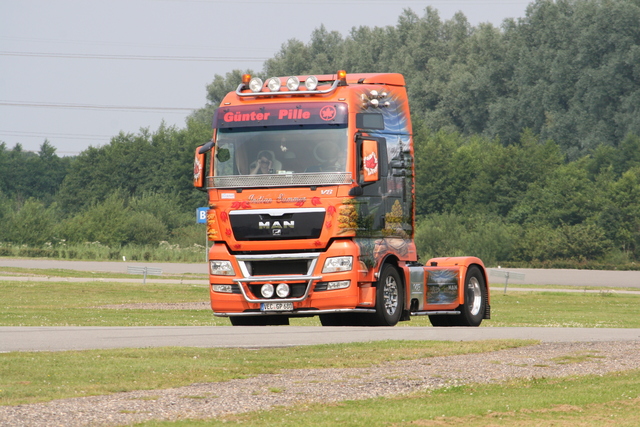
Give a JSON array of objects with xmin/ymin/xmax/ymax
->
[
  {"xmin": 1, "ymin": 0, "xmax": 639, "ymax": 267},
  {"xmin": 0, "ymin": 121, "xmax": 210, "ymax": 249}
]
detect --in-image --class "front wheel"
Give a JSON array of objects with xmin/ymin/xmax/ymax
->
[{"xmin": 368, "ymin": 264, "xmax": 404, "ymax": 326}]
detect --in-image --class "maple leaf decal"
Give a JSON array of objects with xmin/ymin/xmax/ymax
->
[{"xmin": 364, "ymin": 151, "xmax": 378, "ymax": 176}]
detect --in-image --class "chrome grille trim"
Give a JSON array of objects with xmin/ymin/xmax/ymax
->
[
  {"xmin": 232, "ymin": 253, "xmax": 322, "ymax": 303},
  {"xmin": 236, "ymin": 252, "xmax": 320, "ymax": 278}
]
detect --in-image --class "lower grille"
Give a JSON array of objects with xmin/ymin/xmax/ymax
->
[{"xmin": 248, "ymin": 260, "xmax": 310, "ymax": 276}]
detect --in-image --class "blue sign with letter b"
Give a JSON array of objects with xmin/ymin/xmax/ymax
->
[{"xmin": 196, "ymin": 207, "xmax": 208, "ymax": 224}]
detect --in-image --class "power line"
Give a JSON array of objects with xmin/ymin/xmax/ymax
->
[
  {"xmin": 155, "ymin": 0, "xmax": 528, "ymax": 3},
  {"xmin": 0, "ymin": 100, "xmax": 196, "ymax": 113},
  {"xmin": 0, "ymin": 36, "xmax": 274, "ymax": 54},
  {"xmin": 0, "ymin": 51, "xmax": 268, "ymax": 62},
  {"xmin": 0, "ymin": 130, "xmax": 113, "ymax": 142}
]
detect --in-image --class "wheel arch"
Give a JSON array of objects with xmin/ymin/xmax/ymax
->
[{"xmin": 375, "ymin": 254, "xmax": 412, "ymax": 321}]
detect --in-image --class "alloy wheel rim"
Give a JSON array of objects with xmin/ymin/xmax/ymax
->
[
  {"xmin": 383, "ymin": 276, "xmax": 399, "ymax": 315},
  {"xmin": 468, "ymin": 277, "xmax": 482, "ymax": 316}
]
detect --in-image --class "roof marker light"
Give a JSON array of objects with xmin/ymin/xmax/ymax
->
[{"xmin": 242, "ymin": 74, "xmax": 252, "ymax": 85}]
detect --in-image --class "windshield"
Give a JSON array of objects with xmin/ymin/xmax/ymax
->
[{"xmin": 212, "ymin": 127, "xmax": 351, "ymax": 188}]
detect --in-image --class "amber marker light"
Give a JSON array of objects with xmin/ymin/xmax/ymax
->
[
  {"xmin": 337, "ymin": 70, "xmax": 347, "ymax": 82},
  {"xmin": 242, "ymin": 74, "xmax": 252, "ymax": 84}
]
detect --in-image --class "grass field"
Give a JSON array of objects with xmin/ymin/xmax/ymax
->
[{"xmin": 1, "ymin": 278, "xmax": 639, "ymax": 328}]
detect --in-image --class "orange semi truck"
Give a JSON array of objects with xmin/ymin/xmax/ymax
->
[{"xmin": 194, "ymin": 70, "xmax": 490, "ymax": 327}]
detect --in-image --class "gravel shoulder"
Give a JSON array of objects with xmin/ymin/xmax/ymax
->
[{"xmin": 2, "ymin": 341, "xmax": 639, "ymax": 427}]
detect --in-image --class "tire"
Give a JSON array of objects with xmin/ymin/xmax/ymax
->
[
  {"xmin": 451, "ymin": 266, "xmax": 486, "ymax": 327},
  {"xmin": 230, "ymin": 315, "xmax": 289, "ymax": 326},
  {"xmin": 368, "ymin": 264, "xmax": 404, "ymax": 326}
]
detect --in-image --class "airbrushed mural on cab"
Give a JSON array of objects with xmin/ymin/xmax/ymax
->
[{"xmin": 351, "ymin": 87, "xmax": 416, "ymax": 268}]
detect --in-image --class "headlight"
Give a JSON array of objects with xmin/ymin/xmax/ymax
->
[
  {"xmin": 322, "ymin": 256, "xmax": 353, "ymax": 273},
  {"xmin": 210, "ymin": 260, "xmax": 234, "ymax": 276}
]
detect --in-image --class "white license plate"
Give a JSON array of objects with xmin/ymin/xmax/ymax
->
[{"xmin": 261, "ymin": 302, "xmax": 293, "ymax": 311}]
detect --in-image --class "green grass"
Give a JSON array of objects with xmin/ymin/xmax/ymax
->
[
  {"xmin": 135, "ymin": 370, "xmax": 640, "ymax": 426},
  {"xmin": 0, "ymin": 340, "xmax": 532, "ymax": 406},
  {"xmin": 483, "ymin": 291, "xmax": 640, "ymax": 328},
  {"xmin": 0, "ymin": 242, "xmax": 205, "ymax": 263},
  {"xmin": 0, "ymin": 280, "xmax": 225, "ymax": 326},
  {"xmin": 2, "ymin": 279, "xmax": 640, "ymax": 327}
]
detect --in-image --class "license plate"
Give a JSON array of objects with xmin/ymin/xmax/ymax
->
[{"xmin": 261, "ymin": 302, "xmax": 293, "ymax": 311}]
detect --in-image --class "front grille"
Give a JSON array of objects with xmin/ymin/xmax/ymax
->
[
  {"xmin": 248, "ymin": 260, "xmax": 310, "ymax": 276},
  {"xmin": 230, "ymin": 208, "xmax": 325, "ymax": 241}
]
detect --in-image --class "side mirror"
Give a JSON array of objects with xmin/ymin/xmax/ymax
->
[{"xmin": 199, "ymin": 140, "xmax": 215, "ymax": 154}]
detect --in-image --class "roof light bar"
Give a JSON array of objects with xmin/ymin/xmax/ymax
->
[{"xmin": 236, "ymin": 70, "xmax": 348, "ymax": 97}]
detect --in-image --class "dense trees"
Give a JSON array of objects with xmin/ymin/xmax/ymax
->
[
  {"xmin": 0, "ymin": 121, "xmax": 209, "ymax": 248},
  {"xmin": 413, "ymin": 131, "xmax": 640, "ymax": 265},
  {"xmin": 1, "ymin": 0, "xmax": 639, "ymax": 266}
]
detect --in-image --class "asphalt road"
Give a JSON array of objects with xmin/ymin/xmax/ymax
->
[
  {"xmin": 2, "ymin": 326, "xmax": 640, "ymax": 352},
  {"xmin": 1, "ymin": 258, "xmax": 639, "ymax": 352},
  {"xmin": 0, "ymin": 258, "xmax": 207, "ymax": 275}
]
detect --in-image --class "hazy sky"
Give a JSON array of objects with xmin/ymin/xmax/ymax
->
[{"xmin": 1, "ymin": 0, "xmax": 532, "ymax": 156}]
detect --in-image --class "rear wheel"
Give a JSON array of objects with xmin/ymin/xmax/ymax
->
[
  {"xmin": 429, "ymin": 266, "xmax": 486, "ymax": 327},
  {"xmin": 451, "ymin": 266, "xmax": 486, "ymax": 327},
  {"xmin": 368, "ymin": 264, "xmax": 404, "ymax": 326}
]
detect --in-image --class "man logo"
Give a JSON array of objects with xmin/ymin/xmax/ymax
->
[{"xmin": 259, "ymin": 221, "xmax": 295, "ymax": 230}]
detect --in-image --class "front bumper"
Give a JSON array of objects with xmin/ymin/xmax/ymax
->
[{"xmin": 209, "ymin": 242, "xmax": 363, "ymax": 314}]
